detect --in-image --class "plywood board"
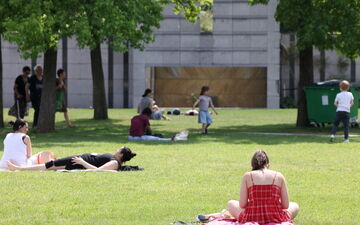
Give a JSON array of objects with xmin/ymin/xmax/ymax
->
[{"xmin": 154, "ymin": 67, "xmax": 267, "ymax": 107}]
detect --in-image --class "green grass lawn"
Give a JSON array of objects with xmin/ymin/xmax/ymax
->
[{"xmin": 0, "ymin": 108, "xmax": 359, "ymax": 225}]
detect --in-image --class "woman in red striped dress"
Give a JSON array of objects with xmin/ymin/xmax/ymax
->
[{"xmin": 227, "ymin": 150, "xmax": 300, "ymax": 224}]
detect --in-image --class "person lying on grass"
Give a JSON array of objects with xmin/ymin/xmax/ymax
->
[
  {"xmin": 0, "ymin": 119, "xmax": 55, "ymax": 170},
  {"xmin": 7, "ymin": 146, "xmax": 136, "ymax": 172},
  {"xmin": 199, "ymin": 150, "xmax": 299, "ymax": 224}
]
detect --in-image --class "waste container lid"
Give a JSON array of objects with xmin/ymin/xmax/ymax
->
[{"xmin": 313, "ymin": 80, "xmax": 340, "ymax": 87}]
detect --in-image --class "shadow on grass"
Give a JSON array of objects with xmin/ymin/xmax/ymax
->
[{"xmin": 0, "ymin": 118, "xmax": 355, "ymax": 150}]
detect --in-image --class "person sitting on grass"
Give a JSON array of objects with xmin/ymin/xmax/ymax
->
[
  {"xmin": 152, "ymin": 102, "xmax": 171, "ymax": 120},
  {"xmin": 0, "ymin": 119, "xmax": 55, "ymax": 170},
  {"xmin": 129, "ymin": 108, "xmax": 175, "ymax": 141},
  {"xmin": 7, "ymin": 146, "xmax": 136, "ymax": 172},
  {"xmin": 199, "ymin": 150, "xmax": 299, "ymax": 224}
]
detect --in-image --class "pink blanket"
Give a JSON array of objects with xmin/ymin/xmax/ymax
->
[{"xmin": 204, "ymin": 218, "xmax": 293, "ymax": 225}]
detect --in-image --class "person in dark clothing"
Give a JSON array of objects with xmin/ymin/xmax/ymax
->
[
  {"xmin": 13, "ymin": 66, "xmax": 30, "ymax": 118},
  {"xmin": 25, "ymin": 65, "xmax": 43, "ymax": 128},
  {"xmin": 7, "ymin": 146, "xmax": 136, "ymax": 171}
]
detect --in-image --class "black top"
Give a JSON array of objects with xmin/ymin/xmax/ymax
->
[
  {"xmin": 81, "ymin": 153, "xmax": 117, "ymax": 168},
  {"xmin": 15, "ymin": 75, "xmax": 28, "ymax": 97},
  {"xmin": 28, "ymin": 75, "xmax": 43, "ymax": 99}
]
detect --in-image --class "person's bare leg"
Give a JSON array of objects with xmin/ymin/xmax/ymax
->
[
  {"xmin": 64, "ymin": 111, "xmax": 73, "ymax": 128},
  {"xmin": 202, "ymin": 124, "xmax": 207, "ymax": 134},
  {"xmin": 205, "ymin": 124, "xmax": 211, "ymax": 133},
  {"xmin": 161, "ymin": 115, "xmax": 171, "ymax": 120},
  {"xmin": 287, "ymin": 202, "xmax": 300, "ymax": 219},
  {"xmin": 39, "ymin": 151, "xmax": 56, "ymax": 163},
  {"xmin": 227, "ymin": 200, "xmax": 244, "ymax": 219},
  {"xmin": 7, "ymin": 161, "xmax": 65, "ymax": 171}
]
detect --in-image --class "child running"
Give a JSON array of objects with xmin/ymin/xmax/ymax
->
[
  {"xmin": 192, "ymin": 86, "xmax": 218, "ymax": 134},
  {"xmin": 330, "ymin": 80, "xmax": 354, "ymax": 142}
]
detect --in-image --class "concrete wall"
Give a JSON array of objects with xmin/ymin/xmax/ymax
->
[
  {"xmin": 1, "ymin": 38, "xmax": 125, "ymax": 108},
  {"xmin": 280, "ymin": 34, "xmax": 360, "ymax": 105},
  {"xmin": 129, "ymin": 0, "xmax": 281, "ymax": 108}
]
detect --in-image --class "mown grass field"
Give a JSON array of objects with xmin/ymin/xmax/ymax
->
[{"xmin": 0, "ymin": 108, "xmax": 359, "ymax": 225}]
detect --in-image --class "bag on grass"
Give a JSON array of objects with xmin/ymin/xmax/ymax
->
[{"xmin": 8, "ymin": 100, "xmax": 20, "ymax": 118}]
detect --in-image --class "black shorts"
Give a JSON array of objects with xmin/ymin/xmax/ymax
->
[{"xmin": 45, "ymin": 155, "xmax": 85, "ymax": 170}]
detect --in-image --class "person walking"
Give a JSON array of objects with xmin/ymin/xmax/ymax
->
[
  {"xmin": 56, "ymin": 69, "xmax": 74, "ymax": 128},
  {"xmin": 330, "ymin": 80, "xmax": 354, "ymax": 142},
  {"xmin": 12, "ymin": 66, "xmax": 30, "ymax": 119}
]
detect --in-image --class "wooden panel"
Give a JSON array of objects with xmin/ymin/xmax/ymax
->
[{"xmin": 154, "ymin": 67, "xmax": 267, "ymax": 107}]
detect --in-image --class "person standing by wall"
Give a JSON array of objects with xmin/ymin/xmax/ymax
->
[
  {"xmin": 12, "ymin": 66, "xmax": 30, "ymax": 119},
  {"xmin": 56, "ymin": 69, "xmax": 74, "ymax": 128},
  {"xmin": 25, "ymin": 65, "xmax": 43, "ymax": 128}
]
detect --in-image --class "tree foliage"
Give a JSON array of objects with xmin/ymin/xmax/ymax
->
[
  {"xmin": 66, "ymin": 0, "xmax": 164, "ymax": 119},
  {"xmin": 249, "ymin": 0, "xmax": 360, "ymax": 59},
  {"xmin": 2, "ymin": 0, "xmax": 76, "ymax": 132},
  {"xmin": 69, "ymin": 0, "xmax": 163, "ymax": 52},
  {"xmin": 3, "ymin": 0, "xmax": 74, "ymax": 58},
  {"xmin": 158, "ymin": 0, "xmax": 210, "ymax": 22}
]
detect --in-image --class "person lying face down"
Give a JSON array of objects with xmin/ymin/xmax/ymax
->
[{"xmin": 7, "ymin": 147, "xmax": 136, "ymax": 172}]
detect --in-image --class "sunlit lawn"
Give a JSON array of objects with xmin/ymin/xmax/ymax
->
[{"xmin": 0, "ymin": 108, "xmax": 359, "ymax": 225}]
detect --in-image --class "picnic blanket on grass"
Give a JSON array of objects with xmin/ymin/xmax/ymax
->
[
  {"xmin": 56, "ymin": 165, "xmax": 144, "ymax": 172},
  {"xmin": 204, "ymin": 218, "xmax": 293, "ymax": 225}
]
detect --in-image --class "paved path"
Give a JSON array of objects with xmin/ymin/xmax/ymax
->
[{"xmin": 239, "ymin": 132, "xmax": 360, "ymax": 137}]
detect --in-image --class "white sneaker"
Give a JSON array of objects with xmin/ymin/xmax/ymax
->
[
  {"xmin": 343, "ymin": 139, "xmax": 349, "ymax": 143},
  {"xmin": 329, "ymin": 134, "xmax": 335, "ymax": 142}
]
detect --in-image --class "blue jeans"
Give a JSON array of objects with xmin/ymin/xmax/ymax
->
[
  {"xmin": 128, "ymin": 135, "xmax": 171, "ymax": 141},
  {"xmin": 331, "ymin": 111, "xmax": 350, "ymax": 139}
]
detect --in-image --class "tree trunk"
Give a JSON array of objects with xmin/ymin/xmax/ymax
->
[
  {"xmin": 90, "ymin": 43, "xmax": 108, "ymax": 119},
  {"xmin": 351, "ymin": 60, "xmax": 356, "ymax": 82},
  {"xmin": 320, "ymin": 50, "xmax": 326, "ymax": 81},
  {"xmin": 296, "ymin": 46, "xmax": 314, "ymax": 127},
  {"xmin": 0, "ymin": 37, "xmax": 4, "ymax": 128},
  {"xmin": 37, "ymin": 49, "xmax": 57, "ymax": 133}
]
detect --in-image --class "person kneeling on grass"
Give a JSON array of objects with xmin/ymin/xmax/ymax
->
[
  {"xmin": 199, "ymin": 150, "xmax": 299, "ymax": 224},
  {"xmin": 0, "ymin": 119, "xmax": 55, "ymax": 170},
  {"xmin": 7, "ymin": 146, "xmax": 136, "ymax": 172}
]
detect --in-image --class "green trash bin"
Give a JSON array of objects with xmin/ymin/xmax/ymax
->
[{"xmin": 304, "ymin": 86, "xmax": 359, "ymax": 124}]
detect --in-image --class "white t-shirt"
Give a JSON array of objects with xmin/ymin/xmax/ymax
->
[
  {"xmin": 334, "ymin": 91, "xmax": 354, "ymax": 112},
  {"xmin": 0, "ymin": 133, "xmax": 28, "ymax": 169}
]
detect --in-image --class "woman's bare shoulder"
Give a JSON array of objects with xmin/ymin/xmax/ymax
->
[{"xmin": 271, "ymin": 170, "xmax": 285, "ymax": 182}]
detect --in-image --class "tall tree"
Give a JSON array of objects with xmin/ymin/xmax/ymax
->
[
  {"xmin": 0, "ymin": 1, "xmax": 11, "ymax": 128},
  {"xmin": 250, "ymin": 0, "xmax": 360, "ymax": 127},
  {"xmin": 3, "ymin": 0, "xmax": 75, "ymax": 132},
  {"xmin": 68, "ymin": 0, "xmax": 165, "ymax": 119}
]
